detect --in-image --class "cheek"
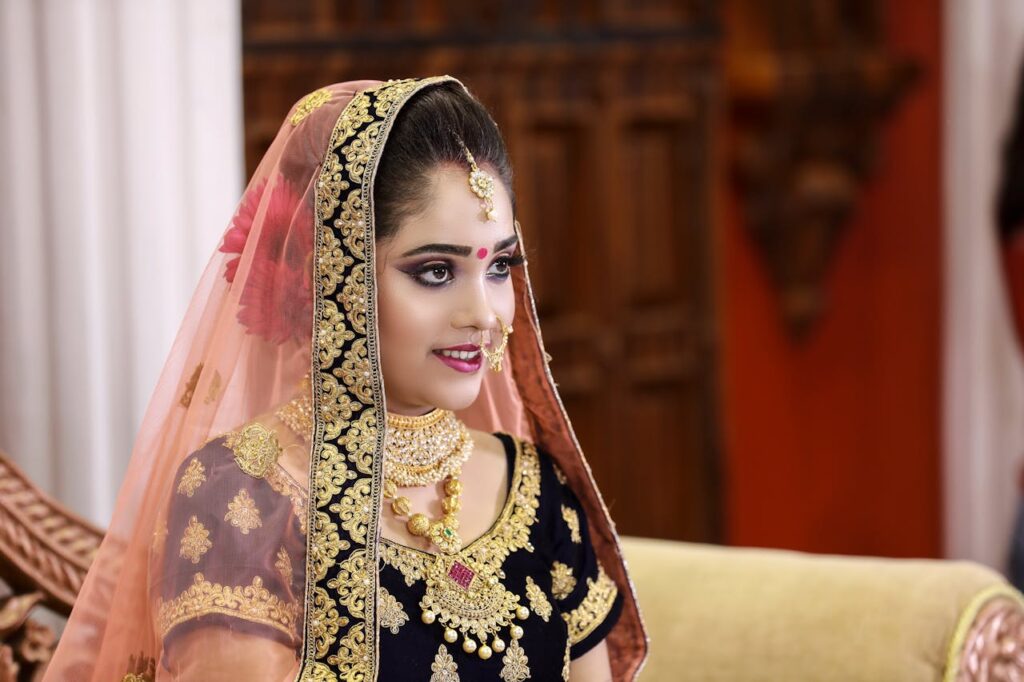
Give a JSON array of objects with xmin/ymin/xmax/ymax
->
[{"xmin": 377, "ymin": 275, "xmax": 439, "ymax": 358}]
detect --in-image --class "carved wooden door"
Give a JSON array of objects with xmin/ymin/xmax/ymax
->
[{"xmin": 242, "ymin": 0, "xmax": 722, "ymax": 542}]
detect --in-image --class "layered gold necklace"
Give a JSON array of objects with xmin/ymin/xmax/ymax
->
[{"xmin": 382, "ymin": 409, "xmax": 472, "ymax": 555}]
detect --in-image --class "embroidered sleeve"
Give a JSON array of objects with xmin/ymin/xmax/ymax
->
[
  {"xmin": 154, "ymin": 433, "xmax": 306, "ymax": 656},
  {"xmin": 546, "ymin": 458, "xmax": 624, "ymax": 660}
]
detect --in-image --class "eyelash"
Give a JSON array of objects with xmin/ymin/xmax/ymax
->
[{"xmin": 408, "ymin": 254, "xmax": 525, "ymax": 288}]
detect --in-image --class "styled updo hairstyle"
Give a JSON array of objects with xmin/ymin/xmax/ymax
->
[{"xmin": 374, "ymin": 81, "xmax": 515, "ymax": 243}]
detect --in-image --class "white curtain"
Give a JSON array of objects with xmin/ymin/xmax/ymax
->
[
  {"xmin": 944, "ymin": 0, "xmax": 1024, "ymax": 568},
  {"xmin": 0, "ymin": 0, "xmax": 243, "ymax": 526}
]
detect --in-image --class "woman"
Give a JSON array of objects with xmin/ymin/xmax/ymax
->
[{"xmin": 45, "ymin": 76, "xmax": 648, "ymax": 681}]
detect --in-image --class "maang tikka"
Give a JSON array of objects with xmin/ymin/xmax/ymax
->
[{"xmin": 454, "ymin": 134, "xmax": 497, "ymax": 222}]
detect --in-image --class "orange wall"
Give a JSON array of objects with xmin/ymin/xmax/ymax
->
[{"xmin": 720, "ymin": 1, "xmax": 944, "ymax": 557}]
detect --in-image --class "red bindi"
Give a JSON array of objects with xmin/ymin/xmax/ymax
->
[{"xmin": 476, "ymin": 247, "xmax": 488, "ymax": 260}]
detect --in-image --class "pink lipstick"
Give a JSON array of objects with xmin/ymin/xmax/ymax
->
[{"xmin": 432, "ymin": 344, "xmax": 483, "ymax": 373}]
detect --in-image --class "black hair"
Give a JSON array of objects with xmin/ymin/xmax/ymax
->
[{"xmin": 374, "ymin": 81, "xmax": 515, "ymax": 242}]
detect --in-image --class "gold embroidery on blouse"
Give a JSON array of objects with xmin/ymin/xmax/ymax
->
[
  {"xmin": 156, "ymin": 572, "xmax": 299, "ymax": 641},
  {"xmin": 524, "ymin": 575, "xmax": 552, "ymax": 622},
  {"xmin": 275, "ymin": 547, "xmax": 293, "ymax": 585},
  {"xmin": 225, "ymin": 422, "xmax": 280, "ymax": 478},
  {"xmin": 561, "ymin": 565, "xmax": 618, "ymax": 645},
  {"xmin": 177, "ymin": 458, "xmax": 206, "ymax": 497},
  {"xmin": 265, "ymin": 464, "xmax": 308, "ymax": 535},
  {"xmin": 430, "ymin": 643, "xmax": 459, "ymax": 681},
  {"xmin": 203, "ymin": 369, "xmax": 222, "ymax": 404},
  {"xmin": 380, "ymin": 440, "xmax": 542, "ymax": 655},
  {"xmin": 553, "ymin": 462, "xmax": 568, "ymax": 485},
  {"xmin": 179, "ymin": 363, "xmax": 202, "ymax": 408},
  {"xmin": 121, "ymin": 652, "xmax": 155, "ymax": 682},
  {"xmin": 291, "ymin": 88, "xmax": 332, "ymax": 126},
  {"xmin": 561, "ymin": 504, "xmax": 582, "ymax": 544},
  {"xmin": 500, "ymin": 638, "xmax": 531, "ymax": 682},
  {"xmin": 378, "ymin": 586, "xmax": 409, "ymax": 635},
  {"xmin": 225, "ymin": 488, "xmax": 262, "ymax": 535},
  {"xmin": 179, "ymin": 516, "xmax": 211, "ymax": 564},
  {"xmin": 562, "ymin": 637, "xmax": 571, "ymax": 680},
  {"xmin": 551, "ymin": 561, "xmax": 576, "ymax": 601}
]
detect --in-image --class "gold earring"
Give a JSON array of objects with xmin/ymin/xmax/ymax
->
[{"xmin": 481, "ymin": 316, "xmax": 513, "ymax": 372}]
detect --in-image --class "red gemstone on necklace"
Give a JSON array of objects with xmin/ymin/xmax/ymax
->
[{"xmin": 448, "ymin": 561, "xmax": 475, "ymax": 589}]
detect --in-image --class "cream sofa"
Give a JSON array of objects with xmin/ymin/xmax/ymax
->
[{"xmin": 621, "ymin": 536, "xmax": 1024, "ymax": 681}]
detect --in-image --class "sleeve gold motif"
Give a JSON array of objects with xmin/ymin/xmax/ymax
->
[
  {"xmin": 550, "ymin": 561, "xmax": 576, "ymax": 601},
  {"xmin": 275, "ymin": 546, "xmax": 294, "ymax": 585},
  {"xmin": 430, "ymin": 643, "xmax": 459, "ymax": 681},
  {"xmin": 156, "ymin": 572, "xmax": 299, "ymax": 642},
  {"xmin": 225, "ymin": 422, "xmax": 281, "ymax": 478},
  {"xmin": 176, "ymin": 457, "xmax": 206, "ymax": 497},
  {"xmin": 524, "ymin": 575, "xmax": 552, "ymax": 622},
  {"xmin": 225, "ymin": 488, "xmax": 262, "ymax": 535},
  {"xmin": 561, "ymin": 504, "xmax": 582, "ymax": 544},
  {"xmin": 179, "ymin": 516, "xmax": 211, "ymax": 564},
  {"xmin": 561, "ymin": 565, "xmax": 618, "ymax": 645},
  {"xmin": 378, "ymin": 585, "xmax": 409, "ymax": 635}
]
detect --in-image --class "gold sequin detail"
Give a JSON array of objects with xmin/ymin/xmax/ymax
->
[
  {"xmin": 179, "ymin": 516, "xmax": 211, "ymax": 564},
  {"xmin": 275, "ymin": 547, "xmax": 293, "ymax": 585},
  {"xmin": 378, "ymin": 586, "xmax": 409, "ymax": 635},
  {"xmin": 176, "ymin": 458, "xmax": 206, "ymax": 497},
  {"xmin": 291, "ymin": 88, "xmax": 332, "ymax": 126},
  {"xmin": 203, "ymin": 369, "xmax": 222, "ymax": 404},
  {"xmin": 225, "ymin": 422, "xmax": 280, "ymax": 478},
  {"xmin": 561, "ymin": 565, "xmax": 618, "ymax": 645},
  {"xmin": 525, "ymin": 575, "xmax": 552, "ymax": 622},
  {"xmin": 429, "ymin": 643, "xmax": 459, "ymax": 681},
  {"xmin": 562, "ymin": 638, "xmax": 571, "ymax": 680},
  {"xmin": 121, "ymin": 652, "xmax": 155, "ymax": 682},
  {"xmin": 561, "ymin": 504, "xmax": 582, "ymax": 544},
  {"xmin": 500, "ymin": 638, "xmax": 531, "ymax": 682},
  {"xmin": 156, "ymin": 572, "xmax": 299, "ymax": 641},
  {"xmin": 551, "ymin": 561, "xmax": 576, "ymax": 601},
  {"xmin": 553, "ymin": 462, "xmax": 568, "ymax": 485},
  {"xmin": 225, "ymin": 488, "xmax": 262, "ymax": 535}
]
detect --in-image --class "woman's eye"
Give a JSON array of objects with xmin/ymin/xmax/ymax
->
[
  {"xmin": 412, "ymin": 263, "xmax": 453, "ymax": 287},
  {"xmin": 488, "ymin": 258, "xmax": 511, "ymax": 277}
]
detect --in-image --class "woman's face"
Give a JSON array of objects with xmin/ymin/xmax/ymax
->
[{"xmin": 375, "ymin": 163, "xmax": 519, "ymax": 415}]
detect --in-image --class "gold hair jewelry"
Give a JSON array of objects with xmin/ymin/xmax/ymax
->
[
  {"xmin": 480, "ymin": 317, "xmax": 512, "ymax": 372},
  {"xmin": 456, "ymin": 138, "xmax": 497, "ymax": 222}
]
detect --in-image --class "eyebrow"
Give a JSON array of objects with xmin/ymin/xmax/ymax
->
[{"xmin": 400, "ymin": 234, "xmax": 519, "ymax": 258}]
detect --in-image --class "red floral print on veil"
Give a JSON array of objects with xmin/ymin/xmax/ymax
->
[{"xmin": 218, "ymin": 175, "xmax": 313, "ymax": 345}]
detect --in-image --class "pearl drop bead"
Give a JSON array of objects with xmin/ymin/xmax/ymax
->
[
  {"xmin": 492, "ymin": 637, "xmax": 506, "ymax": 653},
  {"xmin": 421, "ymin": 610, "xmax": 436, "ymax": 624},
  {"xmin": 443, "ymin": 628, "xmax": 458, "ymax": 643},
  {"xmin": 478, "ymin": 645, "xmax": 492, "ymax": 660},
  {"xmin": 510, "ymin": 625, "xmax": 524, "ymax": 640},
  {"xmin": 516, "ymin": 605, "xmax": 530, "ymax": 620},
  {"xmin": 462, "ymin": 638, "xmax": 477, "ymax": 654}
]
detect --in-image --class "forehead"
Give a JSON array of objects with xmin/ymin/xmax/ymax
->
[{"xmin": 389, "ymin": 164, "xmax": 514, "ymax": 244}]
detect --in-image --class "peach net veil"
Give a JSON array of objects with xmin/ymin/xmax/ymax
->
[{"xmin": 45, "ymin": 76, "xmax": 647, "ymax": 681}]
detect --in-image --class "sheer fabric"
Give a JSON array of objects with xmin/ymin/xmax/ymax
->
[{"xmin": 46, "ymin": 77, "xmax": 647, "ymax": 681}]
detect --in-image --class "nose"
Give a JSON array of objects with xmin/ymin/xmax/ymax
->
[{"xmin": 452, "ymin": 277, "xmax": 497, "ymax": 341}]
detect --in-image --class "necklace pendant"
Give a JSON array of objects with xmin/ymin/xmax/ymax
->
[{"xmin": 431, "ymin": 522, "xmax": 463, "ymax": 554}]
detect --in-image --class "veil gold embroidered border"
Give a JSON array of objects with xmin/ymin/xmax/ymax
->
[{"xmin": 299, "ymin": 76, "xmax": 457, "ymax": 681}]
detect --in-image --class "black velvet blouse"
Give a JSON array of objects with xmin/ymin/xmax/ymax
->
[{"xmin": 158, "ymin": 431, "xmax": 622, "ymax": 680}]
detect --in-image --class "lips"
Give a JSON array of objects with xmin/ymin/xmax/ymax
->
[{"xmin": 433, "ymin": 344, "xmax": 482, "ymax": 373}]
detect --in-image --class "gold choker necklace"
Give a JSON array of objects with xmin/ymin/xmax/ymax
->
[{"xmin": 384, "ymin": 409, "xmax": 472, "ymax": 486}]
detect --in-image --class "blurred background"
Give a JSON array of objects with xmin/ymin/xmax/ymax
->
[{"xmin": 2, "ymin": 0, "xmax": 1022, "ymax": 578}]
